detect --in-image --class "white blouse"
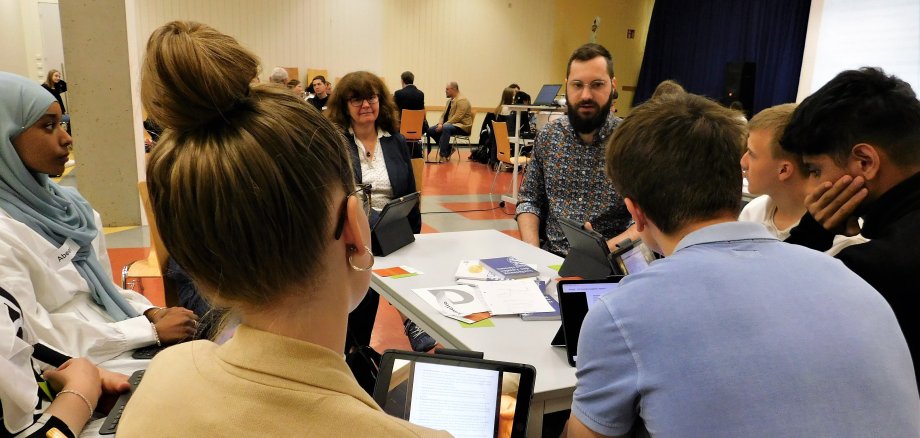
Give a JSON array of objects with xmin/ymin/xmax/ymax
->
[{"xmin": 352, "ymin": 129, "xmax": 395, "ymax": 210}]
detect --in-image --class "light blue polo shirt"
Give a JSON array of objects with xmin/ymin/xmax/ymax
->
[{"xmin": 572, "ymin": 221, "xmax": 919, "ymax": 437}]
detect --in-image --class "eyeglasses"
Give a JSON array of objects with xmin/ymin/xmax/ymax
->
[
  {"xmin": 567, "ymin": 80, "xmax": 611, "ymax": 94},
  {"xmin": 348, "ymin": 95, "xmax": 379, "ymax": 107},
  {"xmin": 333, "ymin": 183, "xmax": 373, "ymax": 239}
]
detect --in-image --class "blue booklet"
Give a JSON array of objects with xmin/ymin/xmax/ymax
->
[{"xmin": 479, "ymin": 256, "xmax": 540, "ymax": 279}]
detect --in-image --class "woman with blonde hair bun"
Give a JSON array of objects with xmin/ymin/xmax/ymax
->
[{"xmin": 118, "ymin": 21, "xmax": 449, "ymax": 436}]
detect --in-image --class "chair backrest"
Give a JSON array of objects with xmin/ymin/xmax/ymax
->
[
  {"xmin": 306, "ymin": 68, "xmax": 328, "ymax": 84},
  {"xmin": 493, "ymin": 121, "xmax": 513, "ymax": 165},
  {"xmin": 411, "ymin": 158, "xmax": 424, "ymax": 196},
  {"xmin": 138, "ymin": 181, "xmax": 169, "ymax": 275},
  {"xmin": 400, "ymin": 109, "xmax": 426, "ymax": 141},
  {"xmin": 283, "ymin": 67, "xmax": 299, "ymax": 82}
]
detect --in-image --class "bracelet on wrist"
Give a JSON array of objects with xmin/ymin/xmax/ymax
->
[
  {"xmin": 151, "ymin": 322, "xmax": 161, "ymax": 346},
  {"xmin": 57, "ymin": 389, "xmax": 94, "ymax": 416},
  {"xmin": 149, "ymin": 307, "xmax": 165, "ymax": 321}
]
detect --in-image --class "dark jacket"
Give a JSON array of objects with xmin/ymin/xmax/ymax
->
[
  {"xmin": 787, "ymin": 171, "xmax": 920, "ymax": 387},
  {"xmin": 347, "ymin": 132, "xmax": 421, "ymax": 233},
  {"xmin": 394, "ymin": 85, "xmax": 425, "ymax": 112},
  {"xmin": 42, "ymin": 81, "xmax": 67, "ymax": 114}
]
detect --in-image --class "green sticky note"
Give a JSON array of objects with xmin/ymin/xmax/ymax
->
[
  {"xmin": 547, "ymin": 264, "xmax": 562, "ymax": 272},
  {"xmin": 390, "ymin": 273, "xmax": 419, "ymax": 279},
  {"xmin": 460, "ymin": 318, "xmax": 495, "ymax": 328}
]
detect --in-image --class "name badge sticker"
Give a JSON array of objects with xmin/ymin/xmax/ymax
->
[{"xmin": 53, "ymin": 238, "xmax": 80, "ymax": 268}]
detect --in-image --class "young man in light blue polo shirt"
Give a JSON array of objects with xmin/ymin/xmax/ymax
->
[{"xmin": 564, "ymin": 93, "xmax": 919, "ymax": 437}]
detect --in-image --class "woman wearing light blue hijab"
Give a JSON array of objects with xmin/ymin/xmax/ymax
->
[{"xmin": 0, "ymin": 71, "xmax": 197, "ymax": 364}]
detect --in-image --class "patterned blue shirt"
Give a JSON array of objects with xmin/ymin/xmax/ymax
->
[{"xmin": 515, "ymin": 114, "xmax": 631, "ymax": 255}]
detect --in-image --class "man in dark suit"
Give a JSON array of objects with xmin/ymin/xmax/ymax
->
[{"xmin": 394, "ymin": 71, "xmax": 427, "ymax": 158}]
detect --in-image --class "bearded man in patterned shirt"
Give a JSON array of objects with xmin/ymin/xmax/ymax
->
[{"xmin": 516, "ymin": 43, "xmax": 636, "ymax": 256}]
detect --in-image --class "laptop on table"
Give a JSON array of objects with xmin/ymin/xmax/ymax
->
[{"xmin": 531, "ymin": 84, "xmax": 562, "ymax": 107}]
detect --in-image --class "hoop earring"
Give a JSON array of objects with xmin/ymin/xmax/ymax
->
[{"xmin": 348, "ymin": 245, "xmax": 374, "ymax": 272}]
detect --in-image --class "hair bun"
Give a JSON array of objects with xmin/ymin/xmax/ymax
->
[{"xmin": 141, "ymin": 21, "xmax": 260, "ymax": 132}]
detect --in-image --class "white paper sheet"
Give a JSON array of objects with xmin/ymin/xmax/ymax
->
[
  {"xmin": 465, "ymin": 279, "xmax": 555, "ymax": 315},
  {"xmin": 412, "ymin": 285, "xmax": 491, "ymax": 322}
]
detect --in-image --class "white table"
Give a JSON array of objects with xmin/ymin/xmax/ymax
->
[
  {"xmin": 500, "ymin": 104, "xmax": 564, "ymax": 206},
  {"xmin": 371, "ymin": 230, "xmax": 573, "ymax": 436}
]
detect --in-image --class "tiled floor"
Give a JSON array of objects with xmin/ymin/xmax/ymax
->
[{"xmin": 70, "ymin": 146, "xmax": 527, "ymax": 352}]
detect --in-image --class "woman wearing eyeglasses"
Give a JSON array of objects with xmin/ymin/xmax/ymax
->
[
  {"xmin": 118, "ymin": 22, "xmax": 447, "ymax": 436},
  {"xmin": 326, "ymin": 72, "xmax": 432, "ymax": 353}
]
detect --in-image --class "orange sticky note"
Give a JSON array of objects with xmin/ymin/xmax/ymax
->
[{"xmin": 373, "ymin": 267, "xmax": 410, "ymax": 277}]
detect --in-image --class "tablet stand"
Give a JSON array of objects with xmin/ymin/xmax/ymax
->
[
  {"xmin": 558, "ymin": 248, "xmax": 615, "ymax": 279},
  {"xmin": 372, "ymin": 218, "xmax": 415, "ymax": 256}
]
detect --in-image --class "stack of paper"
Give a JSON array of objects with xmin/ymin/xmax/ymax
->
[
  {"xmin": 416, "ymin": 279, "xmax": 554, "ymax": 319},
  {"xmin": 412, "ymin": 285, "xmax": 492, "ymax": 323}
]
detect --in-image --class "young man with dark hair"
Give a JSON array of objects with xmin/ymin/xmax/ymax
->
[
  {"xmin": 564, "ymin": 92, "xmax": 918, "ymax": 437},
  {"xmin": 782, "ymin": 67, "xmax": 920, "ymax": 385},
  {"xmin": 394, "ymin": 70, "xmax": 425, "ymax": 113},
  {"xmin": 516, "ymin": 43, "xmax": 634, "ymax": 256},
  {"xmin": 307, "ymin": 75, "xmax": 330, "ymax": 111}
]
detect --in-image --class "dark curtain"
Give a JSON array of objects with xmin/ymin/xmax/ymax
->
[{"xmin": 633, "ymin": 0, "xmax": 811, "ymax": 114}]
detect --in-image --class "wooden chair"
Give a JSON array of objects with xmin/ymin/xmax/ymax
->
[
  {"xmin": 411, "ymin": 158, "xmax": 425, "ymax": 196},
  {"xmin": 448, "ymin": 110, "xmax": 475, "ymax": 161},
  {"xmin": 400, "ymin": 109, "xmax": 426, "ymax": 158},
  {"xmin": 306, "ymin": 68, "xmax": 328, "ymax": 84},
  {"xmin": 283, "ymin": 67, "xmax": 299, "ymax": 82},
  {"xmin": 489, "ymin": 121, "xmax": 531, "ymax": 196},
  {"xmin": 121, "ymin": 181, "xmax": 174, "ymax": 306}
]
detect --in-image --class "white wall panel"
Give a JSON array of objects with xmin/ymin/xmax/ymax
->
[
  {"xmin": 132, "ymin": 0, "xmax": 557, "ymax": 109},
  {"xmin": 382, "ymin": 0, "xmax": 557, "ymax": 108},
  {"xmin": 133, "ymin": 0, "xmax": 385, "ymax": 84}
]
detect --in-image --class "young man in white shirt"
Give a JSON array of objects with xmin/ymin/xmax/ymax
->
[{"xmin": 739, "ymin": 103, "xmax": 865, "ymax": 254}]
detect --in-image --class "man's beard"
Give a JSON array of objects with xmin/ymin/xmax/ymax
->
[{"xmin": 567, "ymin": 95, "xmax": 613, "ymax": 135}]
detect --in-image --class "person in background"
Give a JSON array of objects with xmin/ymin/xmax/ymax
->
[
  {"xmin": 565, "ymin": 91, "xmax": 919, "ymax": 438},
  {"xmin": 287, "ymin": 79, "xmax": 305, "ymax": 99},
  {"xmin": 394, "ymin": 71, "xmax": 425, "ymax": 114},
  {"xmin": 474, "ymin": 87, "xmax": 516, "ymax": 165},
  {"xmin": 42, "ymin": 70, "xmax": 67, "ymax": 116},
  {"xmin": 269, "ymin": 67, "xmax": 289, "ymax": 85},
  {"xmin": 327, "ymin": 71, "xmax": 432, "ymax": 353},
  {"xmin": 516, "ymin": 43, "xmax": 635, "ymax": 256},
  {"xmin": 393, "ymin": 70, "xmax": 427, "ymax": 157},
  {"xmin": 308, "ymin": 75, "xmax": 331, "ymax": 112},
  {"xmin": 1, "ymin": 288, "xmax": 131, "ymax": 438},
  {"xmin": 119, "ymin": 21, "xmax": 448, "ymax": 436},
  {"xmin": 426, "ymin": 81, "xmax": 473, "ymax": 161},
  {"xmin": 782, "ymin": 67, "xmax": 920, "ymax": 389},
  {"xmin": 739, "ymin": 103, "xmax": 866, "ymax": 254},
  {"xmin": 649, "ymin": 79, "xmax": 686, "ymax": 100},
  {"xmin": 0, "ymin": 71, "xmax": 197, "ymax": 364},
  {"xmin": 42, "ymin": 70, "xmax": 70, "ymax": 134}
]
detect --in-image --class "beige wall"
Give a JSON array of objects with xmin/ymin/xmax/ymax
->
[
  {"xmin": 0, "ymin": 0, "xmax": 29, "ymax": 76},
  {"xmin": 552, "ymin": 0, "xmax": 655, "ymax": 116},
  {"xmin": 133, "ymin": 0, "xmax": 557, "ymax": 110}
]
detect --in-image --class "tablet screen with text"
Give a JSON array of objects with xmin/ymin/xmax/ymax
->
[
  {"xmin": 558, "ymin": 278, "xmax": 623, "ymax": 366},
  {"xmin": 374, "ymin": 351, "xmax": 536, "ymax": 438}
]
